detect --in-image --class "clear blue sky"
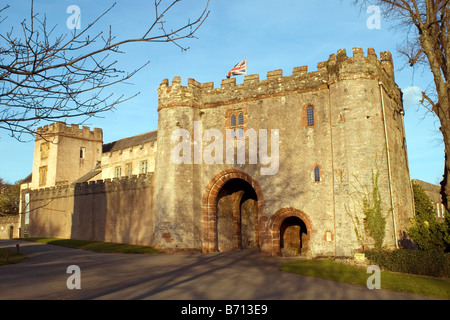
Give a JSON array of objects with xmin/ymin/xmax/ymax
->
[{"xmin": 0, "ymin": 0, "xmax": 444, "ymax": 185}]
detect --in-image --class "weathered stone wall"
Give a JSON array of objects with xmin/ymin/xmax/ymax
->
[
  {"xmin": 153, "ymin": 104, "xmax": 203, "ymax": 250},
  {"xmin": 381, "ymin": 81, "xmax": 415, "ymax": 246},
  {"xmin": 28, "ymin": 174, "xmax": 154, "ymax": 246},
  {"xmin": 0, "ymin": 215, "xmax": 20, "ymax": 239},
  {"xmin": 327, "ymin": 48, "xmax": 403, "ymax": 255}
]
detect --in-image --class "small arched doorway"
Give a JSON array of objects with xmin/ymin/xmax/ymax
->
[
  {"xmin": 269, "ymin": 207, "xmax": 312, "ymax": 257},
  {"xmin": 280, "ymin": 216, "xmax": 308, "ymax": 256}
]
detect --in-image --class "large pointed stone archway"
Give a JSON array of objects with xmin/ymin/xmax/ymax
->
[{"xmin": 201, "ymin": 169, "xmax": 267, "ymax": 254}]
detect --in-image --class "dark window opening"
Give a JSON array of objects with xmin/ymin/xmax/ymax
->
[
  {"xmin": 307, "ymin": 106, "xmax": 315, "ymax": 126},
  {"xmin": 314, "ymin": 166, "xmax": 321, "ymax": 182},
  {"xmin": 238, "ymin": 112, "xmax": 244, "ymax": 126},
  {"xmin": 231, "ymin": 114, "xmax": 236, "ymax": 127}
]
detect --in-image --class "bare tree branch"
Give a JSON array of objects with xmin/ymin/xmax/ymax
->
[
  {"xmin": 354, "ymin": 0, "xmax": 450, "ymax": 208},
  {"xmin": 0, "ymin": 0, "xmax": 210, "ymax": 140}
]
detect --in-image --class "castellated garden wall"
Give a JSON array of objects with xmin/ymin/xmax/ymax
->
[{"xmin": 27, "ymin": 174, "xmax": 154, "ymax": 246}]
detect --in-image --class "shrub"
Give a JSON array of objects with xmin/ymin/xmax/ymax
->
[
  {"xmin": 408, "ymin": 181, "xmax": 450, "ymax": 252},
  {"xmin": 364, "ymin": 249, "xmax": 450, "ymax": 278}
]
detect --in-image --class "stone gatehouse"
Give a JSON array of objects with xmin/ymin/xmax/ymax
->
[{"xmin": 19, "ymin": 47, "xmax": 415, "ymax": 257}]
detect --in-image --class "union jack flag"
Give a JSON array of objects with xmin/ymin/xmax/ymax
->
[{"xmin": 227, "ymin": 58, "xmax": 247, "ymax": 78}]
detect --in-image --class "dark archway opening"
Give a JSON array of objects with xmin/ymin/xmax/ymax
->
[
  {"xmin": 216, "ymin": 178, "xmax": 258, "ymax": 252},
  {"xmin": 280, "ymin": 216, "xmax": 308, "ymax": 257}
]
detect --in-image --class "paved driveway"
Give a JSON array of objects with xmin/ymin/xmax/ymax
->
[{"xmin": 0, "ymin": 239, "xmax": 434, "ymax": 300}]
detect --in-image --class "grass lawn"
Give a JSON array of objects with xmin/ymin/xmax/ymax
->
[
  {"xmin": 280, "ymin": 259, "xmax": 450, "ymax": 300},
  {"xmin": 19, "ymin": 238, "xmax": 161, "ymax": 254},
  {"xmin": 0, "ymin": 248, "xmax": 28, "ymax": 266}
]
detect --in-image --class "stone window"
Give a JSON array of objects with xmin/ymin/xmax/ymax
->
[
  {"xmin": 226, "ymin": 108, "xmax": 248, "ymax": 140},
  {"xmin": 301, "ymin": 104, "xmax": 317, "ymax": 127},
  {"xmin": 115, "ymin": 166, "xmax": 122, "ymax": 179},
  {"xmin": 231, "ymin": 129, "xmax": 237, "ymax": 140},
  {"xmin": 307, "ymin": 106, "xmax": 315, "ymax": 126},
  {"xmin": 231, "ymin": 114, "xmax": 236, "ymax": 127},
  {"xmin": 324, "ymin": 230, "xmax": 333, "ymax": 242},
  {"xmin": 40, "ymin": 142, "xmax": 49, "ymax": 160},
  {"xmin": 238, "ymin": 112, "xmax": 244, "ymax": 126},
  {"xmin": 125, "ymin": 163, "xmax": 133, "ymax": 177},
  {"xmin": 237, "ymin": 113, "xmax": 245, "ymax": 138},
  {"xmin": 238, "ymin": 128, "xmax": 244, "ymax": 138},
  {"xmin": 79, "ymin": 147, "xmax": 86, "ymax": 159},
  {"xmin": 140, "ymin": 160, "xmax": 148, "ymax": 174},
  {"xmin": 39, "ymin": 166, "xmax": 47, "ymax": 186},
  {"xmin": 230, "ymin": 114, "xmax": 237, "ymax": 139},
  {"xmin": 314, "ymin": 166, "xmax": 321, "ymax": 182}
]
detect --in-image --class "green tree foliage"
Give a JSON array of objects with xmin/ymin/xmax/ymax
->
[
  {"xmin": 0, "ymin": 180, "xmax": 20, "ymax": 215},
  {"xmin": 408, "ymin": 181, "xmax": 450, "ymax": 252}
]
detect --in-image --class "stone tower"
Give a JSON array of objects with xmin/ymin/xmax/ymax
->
[
  {"xmin": 31, "ymin": 122, "xmax": 103, "ymax": 189},
  {"xmin": 153, "ymin": 77, "xmax": 203, "ymax": 249},
  {"xmin": 327, "ymin": 48, "xmax": 413, "ymax": 255},
  {"xmin": 152, "ymin": 47, "xmax": 415, "ymax": 257}
]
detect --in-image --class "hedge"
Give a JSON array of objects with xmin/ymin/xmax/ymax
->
[{"xmin": 363, "ymin": 249, "xmax": 450, "ymax": 278}]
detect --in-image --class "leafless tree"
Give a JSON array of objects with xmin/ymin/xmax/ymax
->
[
  {"xmin": 355, "ymin": 0, "xmax": 450, "ymax": 210},
  {"xmin": 0, "ymin": 0, "xmax": 209, "ymax": 140}
]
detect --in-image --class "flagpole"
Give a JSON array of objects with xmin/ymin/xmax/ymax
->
[{"xmin": 245, "ymin": 57, "xmax": 248, "ymax": 75}]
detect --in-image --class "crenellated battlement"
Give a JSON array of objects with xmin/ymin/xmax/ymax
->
[
  {"xmin": 326, "ymin": 47, "xmax": 395, "ymax": 84},
  {"xmin": 158, "ymin": 47, "xmax": 399, "ymax": 110},
  {"xmin": 30, "ymin": 173, "xmax": 153, "ymax": 199},
  {"xmin": 36, "ymin": 121, "xmax": 103, "ymax": 142}
]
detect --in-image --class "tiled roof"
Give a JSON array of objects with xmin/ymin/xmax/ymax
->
[
  {"xmin": 72, "ymin": 169, "xmax": 102, "ymax": 184},
  {"xmin": 21, "ymin": 173, "xmax": 32, "ymax": 184},
  {"xmin": 102, "ymin": 130, "xmax": 157, "ymax": 153}
]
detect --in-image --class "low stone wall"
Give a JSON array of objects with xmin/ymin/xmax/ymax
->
[
  {"xmin": 28, "ymin": 174, "xmax": 154, "ymax": 246},
  {"xmin": 0, "ymin": 215, "xmax": 20, "ymax": 239}
]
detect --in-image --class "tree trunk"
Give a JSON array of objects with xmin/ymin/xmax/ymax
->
[
  {"xmin": 441, "ymin": 150, "xmax": 449, "ymax": 210},
  {"xmin": 440, "ymin": 118, "xmax": 450, "ymax": 212}
]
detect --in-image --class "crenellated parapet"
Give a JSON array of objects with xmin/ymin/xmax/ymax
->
[
  {"xmin": 30, "ymin": 183, "xmax": 75, "ymax": 200},
  {"xmin": 327, "ymin": 48, "xmax": 396, "ymax": 85},
  {"xmin": 158, "ymin": 47, "xmax": 400, "ymax": 111},
  {"xmin": 30, "ymin": 173, "xmax": 153, "ymax": 200},
  {"xmin": 36, "ymin": 121, "xmax": 103, "ymax": 142}
]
